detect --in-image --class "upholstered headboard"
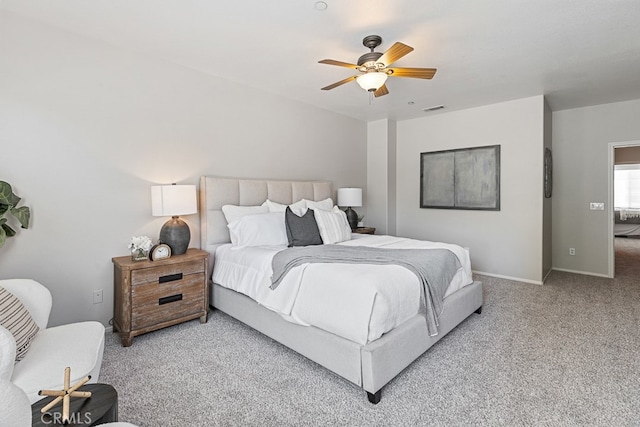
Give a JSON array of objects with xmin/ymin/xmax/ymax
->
[{"xmin": 199, "ymin": 176, "xmax": 333, "ymax": 269}]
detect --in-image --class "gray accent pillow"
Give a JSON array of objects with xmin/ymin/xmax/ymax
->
[{"xmin": 285, "ymin": 207, "xmax": 323, "ymax": 247}]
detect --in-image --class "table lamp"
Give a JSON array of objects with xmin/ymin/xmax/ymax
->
[
  {"xmin": 151, "ymin": 184, "xmax": 197, "ymax": 255},
  {"xmin": 337, "ymin": 188, "xmax": 362, "ymax": 230}
]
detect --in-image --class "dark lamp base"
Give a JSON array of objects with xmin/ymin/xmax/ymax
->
[
  {"xmin": 159, "ymin": 216, "xmax": 190, "ymax": 255},
  {"xmin": 345, "ymin": 207, "xmax": 358, "ymax": 230}
]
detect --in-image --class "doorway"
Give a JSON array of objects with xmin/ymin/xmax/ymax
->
[{"xmin": 608, "ymin": 140, "xmax": 640, "ymax": 278}]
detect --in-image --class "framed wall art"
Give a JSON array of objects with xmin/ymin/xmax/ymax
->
[
  {"xmin": 420, "ymin": 145, "xmax": 500, "ymax": 210},
  {"xmin": 544, "ymin": 147, "xmax": 552, "ymax": 198}
]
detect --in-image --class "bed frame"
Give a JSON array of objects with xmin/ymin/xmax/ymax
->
[{"xmin": 199, "ymin": 176, "xmax": 483, "ymax": 403}]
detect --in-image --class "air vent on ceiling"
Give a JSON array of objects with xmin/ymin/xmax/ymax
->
[{"xmin": 422, "ymin": 105, "xmax": 444, "ymax": 112}]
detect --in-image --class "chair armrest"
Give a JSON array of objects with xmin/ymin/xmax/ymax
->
[
  {"xmin": 0, "ymin": 279, "xmax": 52, "ymax": 330},
  {"xmin": 0, "ymin": 326, "xmax": 16, "ymax": 381}
]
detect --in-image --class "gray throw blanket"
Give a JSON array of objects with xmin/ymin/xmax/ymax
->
[{"xmin": 271, "ymin": 245, "xmax": 461, "ymax": 337}]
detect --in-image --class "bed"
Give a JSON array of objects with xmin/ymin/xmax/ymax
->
[
  {"xmin": 199, "ymin": 176, "xmax": 483, "ymax": 403},
  {"xmin": 615, "ymin": 209, "xmax": 640, "ymax": 236}
]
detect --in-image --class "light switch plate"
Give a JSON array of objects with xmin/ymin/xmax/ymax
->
[{"xmin": 589, "ymin": 202, "xmax": 605, "ymax": 210}]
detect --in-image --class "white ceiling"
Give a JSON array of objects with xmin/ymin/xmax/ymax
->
[{"xmin": 3, "ymin": 0, "xmax": 640, "ymax": 122}]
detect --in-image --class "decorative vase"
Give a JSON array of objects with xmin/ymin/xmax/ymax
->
[{"xmin": 131, "ymin": 248, "xmax": 149, "ymax": 262}]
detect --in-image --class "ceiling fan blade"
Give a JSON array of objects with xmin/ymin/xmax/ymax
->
[
  {"xmin": 374, "ymin": 84, "xmax": 389, "ymax": 97},
  {"xmin": 321, "ymin": 75, "xmax": 358, "ymax": 91},
  {"xmin": 388, "ymin": 67, "xmax": 437, "ymax": 79},
  {"xmin": 318, "ymin": 59, "xmax": 360, "ymax": 69},
  {"xmin": 377, "ymin": 42, "xmax": 414, "ymax": 67}
]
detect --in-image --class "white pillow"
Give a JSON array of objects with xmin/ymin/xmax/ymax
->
[
  {"xmin": 313, "ymin": 206, "xmax": 352, "ymax": 244},
  {"xmin": 227, "ymin": 212, "xmax": 288, "ymax": 246},
  {"xmin": 304, "ymin": 198, "xmax": 334, "ymax": 212},
  {"xmin": 221, "ymin": 204, "xmax": 268, "ymax": 224},
  {"xmin": 263, "ymin": 199, "xmax": 307, "ymax": 214}
]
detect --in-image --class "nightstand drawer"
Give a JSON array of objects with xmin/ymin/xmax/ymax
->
[
  {"xmin": 131, "ymin": 260, "xmax": 204, "ymax": 286},
  {"xmin": 132, "ymin": 273, "xmax": 204, "ymax": 305},
  {"xmin": 131, "ymin": 275, "xmax": 204, "ymax": 330}
]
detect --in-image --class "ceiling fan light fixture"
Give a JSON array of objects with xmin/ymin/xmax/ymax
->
[{"xmin": 356, "ymin": 72, "xmax": 388, "ymax": 92}]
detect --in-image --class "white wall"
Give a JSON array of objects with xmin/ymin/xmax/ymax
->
[
  {"xmin": 0, "ymin": 11, "xmax": 366, "ymax": 327},
  {"xmin": 395, "ymin": 96, "xmax": 546, "ymax": 283},
  {"xmin": 388, "ymin": 121, "xmax": 397, "ymax": 236},
  {"xmin": 366, "ymin": 119, "xmax": 396, "ymax": 235},
  {"xmin": 552, "ymin": 98, "xmax": 640, "ymax": 276}
]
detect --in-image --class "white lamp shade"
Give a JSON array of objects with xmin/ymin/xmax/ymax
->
[
  {"xmin": 337, "ymin": 188, "xmax": 362, "ymax": 207},
  {"xmin": 151, "ymin": 184, "xmax": 197, "ymax": 217},
  {"xmin": 356, "ymin": 72, "xmax": 388, "ymax": 92}
]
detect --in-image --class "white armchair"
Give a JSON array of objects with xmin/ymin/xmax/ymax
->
[
  {"xmin": 0, "ymin": 279, "xmax": 105, "ymax": 403},
  {"xmin": 0, "ymin": 379, "xmax": 31, "ymax": 427}
]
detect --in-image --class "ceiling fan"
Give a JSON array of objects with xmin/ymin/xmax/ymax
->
[{"xmin": 319, "ymin": 35, "xmax": 437, "ymax": 98}]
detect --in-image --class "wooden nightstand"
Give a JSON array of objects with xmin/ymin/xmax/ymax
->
[
  {"xmin": 353, "ymin": 227, "xmax": 376, "ymax": 235},
  {"xmin": 112, "ymin": 248, "xmax": 209, "ymax": 347}
]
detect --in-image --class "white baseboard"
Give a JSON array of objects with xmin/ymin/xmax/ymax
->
[
  {"xmin": 551, "ymin": 267, "xmax": 612, "ymax": 279},
  {"xmin": 472, "ymin": 270, "xmax": 543, "ymax": 285},
  {"xmin": 104, "ymin": 325, "xmax": 113, "ymax": 333}
]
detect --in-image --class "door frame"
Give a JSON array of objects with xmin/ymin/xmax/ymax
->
[{"xmin": 608, "ymin": 140, "xmax": 640, "ymax": 278}]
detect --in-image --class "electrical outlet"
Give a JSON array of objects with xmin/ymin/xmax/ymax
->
[
  {"xmin": 93, "ymin": 289, "xmax": 103, "ymax": 304},
  {"xmin": 569, "ymin": 248, "xmax": 576, "ymax": 256}
]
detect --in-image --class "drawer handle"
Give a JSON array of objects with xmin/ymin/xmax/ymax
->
[
  {"xmin": 159, "ymin": 294, "xmax": 183, "ymax": 305},
  {"xmin": 159, "ymin": 273, "xmax": 183, "ymax": 283}
]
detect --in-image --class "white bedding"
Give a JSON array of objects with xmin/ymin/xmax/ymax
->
[{"xmin": 211, "ymin": 234, "xmax": 473, "ymax": 345}]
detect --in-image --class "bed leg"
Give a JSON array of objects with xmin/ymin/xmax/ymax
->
[
  {"xmin": 367, "ymin": 390, "xmax": 381, "ymax": 404},
  {"xmin": 474, "ymin": 306, "xmax": 482, "ymax": 315}
]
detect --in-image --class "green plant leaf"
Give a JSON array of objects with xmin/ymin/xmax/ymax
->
[
  {"xmin": 0, "ymin": 181, "xmax": 19, "ymax": 207},
  {"xmin": 2, "ymin": 223, "xmax": 15, "ymax": 237},
  {"xmin": 0, "ymin": 181, "xmax": 30, "ymax": 247},
  {"xmin": 10, "ymin": 206, "xmax": 30, "ymax": 229}
]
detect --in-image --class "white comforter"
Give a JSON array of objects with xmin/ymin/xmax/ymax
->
[{"xmin": 212, "ymin": 234, "xmax": 473, "ymax": 345}]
